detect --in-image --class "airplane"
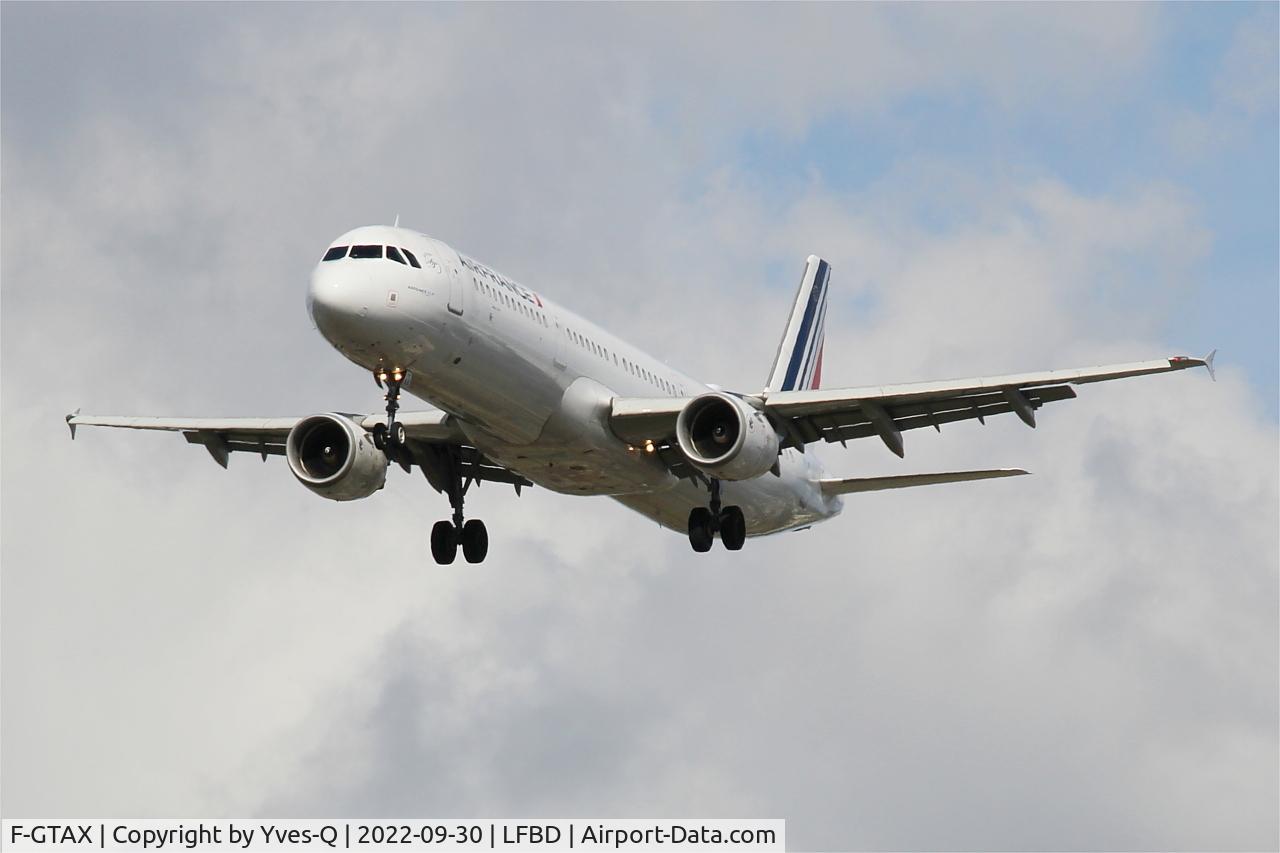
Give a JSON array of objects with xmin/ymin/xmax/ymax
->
[{"xmin": 66, "ymin": 225, "xmax": 1216, "ymax": 564}]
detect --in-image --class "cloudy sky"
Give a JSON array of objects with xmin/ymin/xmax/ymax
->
[{"xmin": 2, "ymin": 3, "xmax": 1276, "ymax": 849}]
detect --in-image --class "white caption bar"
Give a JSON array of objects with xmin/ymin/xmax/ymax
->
[{"xmin": 2, "ymin": 820, "xmax": 784, "ymax": 852}]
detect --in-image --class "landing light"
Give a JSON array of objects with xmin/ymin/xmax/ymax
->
[{"xmin": 644, "ymin": 441, "xmax": 655, "ymax": 453}]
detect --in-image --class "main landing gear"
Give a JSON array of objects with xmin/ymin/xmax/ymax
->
[
  {"xmin": 429, "ymin": 450, "xmax": 488, "ymax": 564},
  {"xmin": 372, "ymin": 368, "xmax": 488, "ymax": 565},
  {"xmin": 430, "ymin": 501, "xmax": 488, "ymax": 565},
  {"xmin": 687, "ymin": 479, "xmax": 746, "ymax": 553}
]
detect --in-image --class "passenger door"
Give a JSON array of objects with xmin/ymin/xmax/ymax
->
[{"xmin": 447, "ymin": 263, "xmax": 465, "ymax": 316}]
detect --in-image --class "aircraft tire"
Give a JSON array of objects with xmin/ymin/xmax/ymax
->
[
  {"xmin": 461, "ymin": 519, "xmax": 488, "ymax": 563},
  {"xmin": 688, "ymin": 508, "xmax": 714, "ymax": 553},
  {"xmin": 720, "ymin": 506, "xmax": 746, "ymax": 551},
  {"xmin": 431, "ymin": 519, "xmax": 458, "ymax": 564}
]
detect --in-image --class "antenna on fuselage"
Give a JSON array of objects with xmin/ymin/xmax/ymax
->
[{"xmin": 393, "ymin": 214, "xmax": 400, "ymax": 227}]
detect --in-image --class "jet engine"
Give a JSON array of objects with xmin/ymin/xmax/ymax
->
[
  {"xmin": 675, "ymin": 392, "xmax": 780, "ymax": 481},
  {"xmin": 285, "ymin": 413, "xmax": 388, "ymax": 501}
]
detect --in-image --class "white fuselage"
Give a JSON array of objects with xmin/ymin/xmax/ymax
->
[{"xmin": 308, "ymin": 225, "xmax": 841, "ymax": 536}]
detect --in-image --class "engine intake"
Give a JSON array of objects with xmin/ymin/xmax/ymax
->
[
  {"xmin": 286, "ymin": 413, "xmax": 387, "ymax": 501},
  {"xmin": 675, "ymin": 392, "xmax": 780, "ymax": 481}
]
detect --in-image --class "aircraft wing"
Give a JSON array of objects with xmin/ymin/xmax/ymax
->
[
  {"xmin": 610, "ymin": 352, "xmax": 1215, "ymax": 462},
  {"xmin": 65, "ymin": 409, "xmax": 531, "ymax": 489},
  {"xmin": 819, "ymin": 468, "xmax": 1028, "ymax": 496}
]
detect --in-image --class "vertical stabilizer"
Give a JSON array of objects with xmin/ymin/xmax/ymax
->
[{"xmin": 765, "ymin": 255, "xmax": 830, "ymax": 393}]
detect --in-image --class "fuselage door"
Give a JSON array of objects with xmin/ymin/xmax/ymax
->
[{"xmin": 447, "ymin": 263, "xmax": 465, "ymax": 316}]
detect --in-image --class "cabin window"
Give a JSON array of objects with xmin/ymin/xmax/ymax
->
[
  {"xmin": 350, "ymin": 244, "xmax": 382, "ymax": 259},
  {"xmin": 322, "ymin": 246, "xmax": 348, "ymax": 261},
  {"xmin": 403, "ymin": 249, "xmax": 421, "ymax": 268}
]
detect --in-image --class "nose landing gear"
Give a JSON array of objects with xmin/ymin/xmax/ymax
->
[
  {"xmin": 687, "ymin": 479, "xmax": 746, "ymax": 552},
  {"xmin": 372, "ymin": 368, "xmax": 408, "ymax": 453}
]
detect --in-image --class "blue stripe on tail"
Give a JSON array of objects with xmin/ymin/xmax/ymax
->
[{"xmin": 781, "ymin": 260, "xmax": 829, "ymax": 391}]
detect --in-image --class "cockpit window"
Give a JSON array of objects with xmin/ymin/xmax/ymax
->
[
  {"xmin": 350, "ymin": 244, "xmax": 383, "ymax": 259},
  {"xmin": 402, "ymin": 249, "xmax": 421, "ymax": 268},
  {"xmin": 386, "ymin": 246, "xmax": 407, "ymax": 265},
  {"xmin": 322, "ymin": 246, "xmax": 348, "ymax": 261}
]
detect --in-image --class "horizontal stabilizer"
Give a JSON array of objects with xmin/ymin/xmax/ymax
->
[{"xmin": 819, "ymin": 468, "xmax": 1028, "ymax": 497}]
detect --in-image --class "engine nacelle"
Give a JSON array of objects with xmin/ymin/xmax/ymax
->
[
  {"xmin": 675, "ymin": 392, "xmax": 780, "ymax": 481},
  {"xmin": 285, "ymin": 413, "xmax": 387, "ymax": 501}
]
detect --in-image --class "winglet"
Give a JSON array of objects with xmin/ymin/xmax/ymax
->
[
  {"xmin": 66, "ymin": 408, "xmax": 80, "ymax": 440},
  {"xmin": 1169, "ymin": 351, "xmax": 1217, "ymax": 380}
]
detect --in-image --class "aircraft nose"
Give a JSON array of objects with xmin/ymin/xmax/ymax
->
[{"xmin": 308, "ymin": 263, "xmax": 369, "ymax": 338}]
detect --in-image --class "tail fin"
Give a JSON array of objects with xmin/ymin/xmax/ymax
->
[{"xmin": 765, "ymin": 255, "xmax": 830, "ymax": 393}]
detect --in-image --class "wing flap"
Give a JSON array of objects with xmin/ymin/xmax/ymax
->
[{"xmin": 809, "ymin": 385, "xmax": 1077, "ymax": 444}]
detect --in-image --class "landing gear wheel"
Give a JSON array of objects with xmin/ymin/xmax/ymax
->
[
  {"xmin": 688, "ymin": 507, "xmax": 715, "ymax": 553},
  {"xmin": 430, "ymin": 520, "xmax": 458, "ymax": 565},
  {"xmin": 461, "ymin": 519, "xmax": 489, "ymax": 563},
  {"xmin": 391, "ymin": 421, "xmax": 407, "ymax": 447},
  {"xmin": 719, "ymin": 506, "xmax": 746, "ymax": 551}
]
